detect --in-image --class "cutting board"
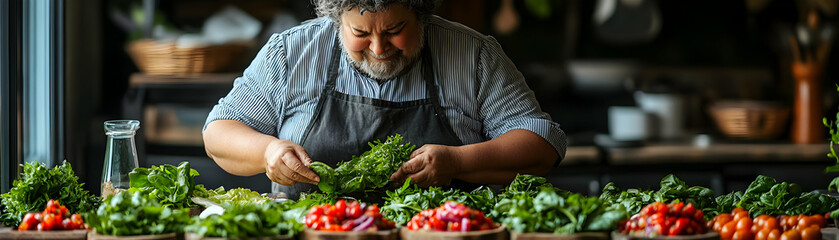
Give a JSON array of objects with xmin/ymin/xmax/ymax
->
[
  {"xmin": 400, "ymin": 226, "xmax": 507, "ymax": 240},
  {"xmin": 0, "ymin": 229, "xmax": 87, "ymax": 240},
  {"xmin": 302, "ymin": 228, "xmax": 397, "ymax": 240},
  {"xmin": 511, "ymin": 232, "xmax": 608, "ymax": 240}
]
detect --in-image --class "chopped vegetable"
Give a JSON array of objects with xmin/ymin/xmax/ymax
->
[
  {"xmin": 406, "ymin": 201, "xmax": 496, "ymax": 232},
  {"xmin": 620, "ymin": 202, "xmax": 707, "ymax": 237},
  {"xmin": 304, "ymin": 199, "xmax": 395, "ymax": 232}
]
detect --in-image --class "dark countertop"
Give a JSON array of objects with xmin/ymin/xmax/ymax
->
[{"xmin": 562, "ymin": 143, "xmax": 831, "ymax": 166}]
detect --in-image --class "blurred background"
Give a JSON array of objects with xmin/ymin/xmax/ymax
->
[{"xmin": 3, "ymin": 0, "xmax": 839, "ymax": 197}]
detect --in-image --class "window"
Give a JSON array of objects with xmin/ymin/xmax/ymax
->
[{"xmin": 0, "ymin": 0, "xmax": 64, "ymax": 192}]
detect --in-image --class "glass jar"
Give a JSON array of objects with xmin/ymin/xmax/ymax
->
[{"xmin": 101, "ymin": 120, "xmax": 140, "ymax": 198}]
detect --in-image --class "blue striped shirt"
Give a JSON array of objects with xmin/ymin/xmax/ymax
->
[{"xmin": 205, "ymin": 16, "xmax": 567, "ymax": 161}]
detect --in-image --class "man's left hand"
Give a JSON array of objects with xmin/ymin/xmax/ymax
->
[{"xmin": 390, "ymin": 144, "xmax": 462, "ymax": 187}]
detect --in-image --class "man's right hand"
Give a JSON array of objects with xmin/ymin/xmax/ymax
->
[{"xmin": 264, "ymin": 139, "xmax": 320, "ymax": 186}]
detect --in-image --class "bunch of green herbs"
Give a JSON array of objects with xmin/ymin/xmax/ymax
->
[
  {"xmin": 84, "ymin": 190, "xmax": 192, "ymax": 236},
  {"xmin": 599, "ymin": 174, "xmax": 716, "ymax": 217},
  {"xmin": 310, "ymin": 134, "xmax": 415, "ymax": 196},
  {"xmin": 715, "ymin": 175, "xmax": 839, "ymax": 217},
  {"xmin": 185, "ymin": 202, "xmax": 302, "ymax": 238},
  {"xmin": 494, "ymin": 187, "xmax": 626, "ymax": 234},
  {"xmin": 0, "ymin": 161, "xmax": 100, "ymax": 226}
]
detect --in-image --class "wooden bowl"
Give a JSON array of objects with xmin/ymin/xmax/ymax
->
[
  {"xmin": 400, "ymin": 226, "xmax": 507, "ymax": 240},
  {"xmin": 302, "ymin": 228, "xmax": 398, "ymax": 240},
  {"xmin": 511, "ymin": 231, "xmax": 608, "ymax": 240},
  {"xmin": 0, "ymin": 229, "xmax": 88, "ymax": 240},
  {"xmin": 610, "ymin": 231, "xmax": 719, "ymax": 240},
  {"xmin": 184, "ymin": 232, "xmax": 294, "ymax": 240},
  {"xmin": 87, "ymin": 232, "xmax": 177, "ymax": 240}
]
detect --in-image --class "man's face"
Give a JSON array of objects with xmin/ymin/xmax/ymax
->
[{"xmin": 339, "ymin": 4, "xmax": 423, "ymax": 80}]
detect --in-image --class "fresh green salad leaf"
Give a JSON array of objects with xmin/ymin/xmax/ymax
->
[
  {"xmin": 84, "ymin": 190, "xmax": 191, "ymax": 235},
  {"xmin": 0, "ymin": 161, "xmax": 100, "ymax": 226},
  {"xmin": 128, "ymin": 161, "xmax": 207, "ymax": 208},
  {"xmin": 185, "ymin": 202, "xmax": 302, "ymax": 238},
  {"xmin": 206, "ymin": 187, "xmax": 271, "ymax": 206},
  {"xmin": 494, "ymin": 187, "xmax": 626, "ymax": 234},
  {"xmin": 381, "ymin": 178, "xmax": 500, "ymax": 226},
  {"xmin": 716, "ymin": 175, "xmax": 839, "ymax": 217},
  {"xmin": 311, "ymin": 134, "xmax": 415, "ymax": 197},
  {"xmin": 309, "ymin": 162, "xmax": 336, "ymax": 193},
  {"xmin": 599, "ymin": 174, "xmax": 715, "ymax": 217}
]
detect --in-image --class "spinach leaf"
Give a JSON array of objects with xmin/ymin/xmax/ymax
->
[
  {"xmin": 0, "ymin": 161, "xmax": 100, "ymax": 226},
  {"xmin": 309, "ymin": 162, "xmax": 336, "ymax": 193},
  {"xmin": 84, "ymin": 190, "xmax": 191, "ymax": 236},
  {"xmin": 716, "ymin": 175, "xmax": 839, "ymax": 217},
  {"xmin": 495, "ymin": 187, "xmax": 626, "ymax": 234},
  {"xmin": 128, "ymin": 161, "xmax": 207, "ymax": 208},
  {"xmin": 599, "ymin": 174, "xmax": 715, "ymax": 217}
]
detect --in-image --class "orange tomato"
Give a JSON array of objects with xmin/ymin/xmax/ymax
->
[
  {"xmin": 787, "ymin": 216, "xmax": 800, "ymax": 230},
  {"xmin": 799, "ymin": 226, "xmax": 821, "ymax": 240},
  {"xmin": 763, "ymin": 217, "xmax": 779, "ymax": 231},
  {"xmin": 767, "ymin": 229, "xmax": 782, "ymax": 240},
  {"xmin": 809, "ymin": 214, "xmax": 826, "ymax": 228},
  {"xmin": 756, "ymin": 228, "xmax": 771, "ymax": 240},
  {"xmin": 734, "ymin": 211, "xmax": 750, "ymax": 222},
  {"xmin": 733, "ymin": 229, "xmax": 755, "ymax": 240},
  {"xmin": 718, "ymin": 214, "xmax": 734, "ymax": 224},
  {"xmin": 781, "ymin": 229, "xmax": 801, "ymax": 240},
  {"xmin": 721, "ymin": 221, "xmax": 738, "ymax": 240},
  {"xmin": 736, "ymin": 217, "xmax": 753, "ymax": 231},
  {"xmin": 797, "ymin": 216, "xmax": 817, "ymax": 230}
]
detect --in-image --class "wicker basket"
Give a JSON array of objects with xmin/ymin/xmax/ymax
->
[
  {"xmin": 708, "ymin": 101, "xmax": 790, "ymax": 140},
  {"xmin": 126, "ymin": 39, "xmax": 251, "ymax": 76}
]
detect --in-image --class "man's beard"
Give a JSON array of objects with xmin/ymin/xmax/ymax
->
[{"xmin": 339, "ymin": 26, "xmax": 424, "ymax": 81}]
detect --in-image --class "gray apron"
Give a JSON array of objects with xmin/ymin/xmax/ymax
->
[{"xmin": 272, "ymin": 37, "xmax": 472, "ymax": 200}]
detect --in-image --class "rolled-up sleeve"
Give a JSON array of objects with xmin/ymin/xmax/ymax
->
[
  {"xmin": 204, "ymin": 33, "xmax": 287, "ymax": 136},
  {"xmin": 476, "ymin": 36, "xmax": 567, "ymax": 162}
]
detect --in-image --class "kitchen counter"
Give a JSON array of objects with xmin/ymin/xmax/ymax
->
[{"xmin": 562, "ymin": 142, "xmax": 831, "ymax": 166}]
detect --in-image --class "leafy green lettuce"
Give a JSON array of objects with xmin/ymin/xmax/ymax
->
[
  {"xmin": 494, "ymin": 187, "xmax": 626, "ymax": 234},
  {"xmin": 715, "ymin": 175, "xmax": 839, "ymax": 217},
  {"xmin": 185, "ymin": 202, "xmax": 302, "ymax": 238},
  {"xmin": 128, "ymin": 161, "xmax": 208, "ymax": 208},
  {"xmin": 84, "ymin": 190, "xmax": 191, "ymax": 235},
  {"xmin": 599, "ymin": 174, "xmax": 715, "ymax": 217}
]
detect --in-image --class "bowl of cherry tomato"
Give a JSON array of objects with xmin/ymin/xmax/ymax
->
[{"xmin": 302, "ymin": 199, "xmax": 397, "ymax": 240}]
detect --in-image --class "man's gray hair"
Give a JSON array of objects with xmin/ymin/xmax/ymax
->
[{"xmin": 313, "ymin": 0, "xmax": 437, "ymax": 24}]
